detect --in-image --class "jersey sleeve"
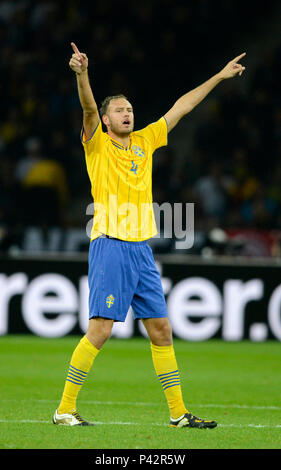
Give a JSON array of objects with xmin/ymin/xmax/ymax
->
[
  {"xmin": 80, "ymin": 120, "xmax": 106, "ymax": 158},
  {"xmin": 138, "ymin": 116, "xmax": 168, "ymax": 153}
]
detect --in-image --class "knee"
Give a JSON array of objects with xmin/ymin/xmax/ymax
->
[
  {"xmin": 148, "ymin": 318, "xmax": 173, "ymax": 346},
  {"xmin": 158, "ymin": 321, "xmax": 173, "ymax": 344},
  {"xmin": 87, "ymin": 318, "xmax": 113, "ymax": 349}
]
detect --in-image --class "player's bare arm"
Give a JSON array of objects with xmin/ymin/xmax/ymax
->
[
  {"xmin": 69, "ymin": 42, "xmax": 100, "ymax": 139},
  {"xmin": 164, "ymin": 52, "xmax": 246, "ymax": 133}
]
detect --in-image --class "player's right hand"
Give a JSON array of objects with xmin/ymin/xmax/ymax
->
[{"xmin": 69, "ymin": 42, "xmax": 88, "ymax": 74}]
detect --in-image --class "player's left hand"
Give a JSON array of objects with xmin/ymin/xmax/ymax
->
[{"xmin": 218, "ymin": 53, "xmax": 246, "ymax": 79}]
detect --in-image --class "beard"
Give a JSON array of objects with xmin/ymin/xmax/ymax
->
[{"xmin": 108, "ymin": 118, "xmax": 134, "ymax": 136}]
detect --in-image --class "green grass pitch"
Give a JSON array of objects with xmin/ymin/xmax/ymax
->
[{"xmin": 0, "ymin": 335, "xmax": 280, "ymax": 449}]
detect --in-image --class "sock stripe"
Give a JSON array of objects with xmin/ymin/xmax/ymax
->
[
  {"xmin": 68, "ymin": 369, "xmax": 87, "ymax": 380},
  {"xmin": 69, "ymin": 365, "xmax": 87, "ymax": 376},
  {"xmin": 160, "ymin": 375, "xmax": 180, "ymax": 382},
  {"xmin": 161, "ymin": 379, "xmax": 180, "ymax": 388},
  {"xmin": 158, "ymin": 369, "xmax": 178, "ymax": 378},
  {"xmin": 159, "ymin": 374, "xmax": 180, "ymax": 384},
  {"xmin": 67, "ymin": 373, "xmax": 84, "ymax": 385},
  {"xmin": 158, "ymin": 369, "xmax": 181, "ymax": 391},
  {"xmin": 162, "ymin": 381, "xmax": 181, "ymax": 390},
  {"xmin": 66, "ymin": 377, "xmax": 84, "ymax": 386},
  {"xmin": 66, "ymin": 364, "xmax": 88, "ymax": 385},
  {"xmin": 68, "ymin": 370, "xmax": 85, "ymax": 379}
]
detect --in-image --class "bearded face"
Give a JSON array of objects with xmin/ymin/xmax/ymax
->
[{"xmin": 103, "ymin": 98, "xmax": 134, "ymax": 136}]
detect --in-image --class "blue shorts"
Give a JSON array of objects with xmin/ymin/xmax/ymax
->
[{"xmin": 88, "ymin": 236, "xmax": 168, "ymax": 322}]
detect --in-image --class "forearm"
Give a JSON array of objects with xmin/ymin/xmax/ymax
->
[
  {"xmin": 76, "ymin": 70, "xmax": 97, "ymax": 114},
  {"xmin": 175, "ymin": 72, "xmax": 223, "ymax": 117},
  {"xmin": 164, "ymin": 53, "xmax": 245, "ymax": 133}
]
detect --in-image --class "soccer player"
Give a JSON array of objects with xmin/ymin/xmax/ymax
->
[{"xmin": 53, "ymin": 43, "xmax": 245, "ymax": 427}]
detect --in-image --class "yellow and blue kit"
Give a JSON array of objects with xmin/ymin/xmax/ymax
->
[{"xmin": 82, "ymin": 117, "xmax": 168, "ymax": 321}]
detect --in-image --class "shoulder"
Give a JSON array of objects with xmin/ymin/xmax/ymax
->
[
  {"xmin": 133, "ymin": 117, "xmax": 167, "ymax": 137},
  {"xmin": 132, "ymin": 117, "xmax": 168, "ymax": 152},
  {"xmin": 81, "ymin": 121, "xmax": 109, "ymax": 152}
]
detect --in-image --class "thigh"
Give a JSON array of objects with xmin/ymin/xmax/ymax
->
[
  {"xmin": 131, "ymin": 243, "xmax": 168, "ymax": 320},
  {"xmin": 88, "ymin": 237, "xmax": 138, "ymax": 322}
]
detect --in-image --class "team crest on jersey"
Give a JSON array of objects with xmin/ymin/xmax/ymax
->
[
  {"xmin": 106, "ymin": 294, "xmax": 115, "ymax": 308},
  {"xmin": 132, "ymin": 145, "xmax": 145, "ymax": 158},
  {"xmin": 130, "ymin": 160, "xmax": 138, "ymax": 174}
]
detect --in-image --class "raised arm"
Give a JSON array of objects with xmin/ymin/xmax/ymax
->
[
  {"xmin": 69, "ymin": 42, "xmax": 100, "ymax": 140},
  {"xmin": 164, "ymin": 53, "xmax": 246, "ymax": 133}
]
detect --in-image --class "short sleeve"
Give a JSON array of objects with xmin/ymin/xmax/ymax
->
[
  {"xmin": 80, "ymin": 120, "xmax": 106, "ymax": 156},
  {"xmin": 136, "ymin": 117, "xmax": 168, "ymax": 153}
]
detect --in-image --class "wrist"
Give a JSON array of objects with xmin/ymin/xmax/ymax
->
[
  {"xmin": 215, "ymin": 71, "xmax": 225, "ymax": 82},
  {"xmin": 75, "ymin": 69, "xmax": 88, "ymax": 76}
]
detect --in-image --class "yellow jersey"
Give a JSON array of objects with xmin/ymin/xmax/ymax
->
[{"xmin": 81, "ymin": 116, "xmax": 168, "ymax": 241}]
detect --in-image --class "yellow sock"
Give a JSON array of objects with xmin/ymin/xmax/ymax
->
[
  {"xmin": 58, "ymin": 335, "xmax": 99, "ymax": 414},
  {"xmin": 150, "ymin": 343, "xmax": 187, "ymax": 420}
]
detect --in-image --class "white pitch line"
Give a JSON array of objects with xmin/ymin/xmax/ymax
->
[
  {"xmin": 1, "ymin": 399, "xmax": 281, "ymax": 411},
  {"xmin": 194, "ymin": 403, "xmax": 281, "ymax": 411},
  {"xmin": 220, "ymin": 424, "xmax": 281, "ymax": 429},
  {"xmin": 0, "ymin": 419, "xmax": 280, "ymax": 429},
  {"xmin": 0, "ymin": 419, "xmax": 164, "ymax": 426}
]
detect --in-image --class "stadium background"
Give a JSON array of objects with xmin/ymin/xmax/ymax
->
[{"xmin": 0, "ymin": 0, "xmax": 280, "ymax": 341}]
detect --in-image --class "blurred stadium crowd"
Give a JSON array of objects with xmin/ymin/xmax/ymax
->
[{"xmin": 0, "ymin": 0, "xmax": 280, "ymax": 255}]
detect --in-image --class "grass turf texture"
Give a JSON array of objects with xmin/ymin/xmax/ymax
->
[{"xmin": 0, "ymin": 335, "xmax": 280, "ymax": 449}]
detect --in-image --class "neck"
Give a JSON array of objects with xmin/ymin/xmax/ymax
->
[{"xmin": 107, "ymin": 129, "xmax": 130, "ymax": 148}]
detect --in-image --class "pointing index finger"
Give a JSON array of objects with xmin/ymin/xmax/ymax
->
[
  {"xmin": 71, "ymin": 42, "xmax": 82, "ymax": 59},
  {"xmin": 233, "ymin": 52, "xmax": 246, "ymax": 63}
]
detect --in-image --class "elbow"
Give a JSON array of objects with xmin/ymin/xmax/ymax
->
[
  {"xmin": 183, "ymin": 103, "xmax": 194, "ymax": 115},
  {"xmin": 173, "ymin": 101, "xmax": 193, "ymax": 118}
]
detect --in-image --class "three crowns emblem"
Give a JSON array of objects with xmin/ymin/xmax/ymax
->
[{"xmin": 106, "ymin": 294, "xmax": 115, "ymax": 308}]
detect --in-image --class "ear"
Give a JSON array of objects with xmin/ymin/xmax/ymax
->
[{"xmin": 102, "ymin": 114, "xmax": 109, "ymax": 127}]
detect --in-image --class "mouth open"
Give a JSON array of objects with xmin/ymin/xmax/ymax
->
[{"xmin": 123, "ymin": 120, "xmax": 130, "ymax": 125}]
